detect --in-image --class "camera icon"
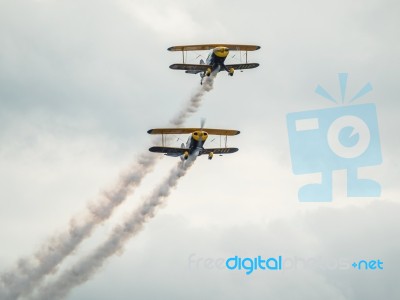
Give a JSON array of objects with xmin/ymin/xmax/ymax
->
[{"xmin": 287, "ymin": 103, "xmax": 382, "ymax": 202}]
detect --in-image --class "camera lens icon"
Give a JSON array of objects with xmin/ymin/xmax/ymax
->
[
  {"xmin": 287, "ymin": 103, "xmax": 382, "ymax": 201},
  {"xmin": 327, "ymin": 115, "xmax": 371, "ymax": 159}
]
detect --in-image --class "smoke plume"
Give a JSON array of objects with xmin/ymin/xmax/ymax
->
[
  {"xmin": 0, "ymin": 73, "xmax": 217, "ymax": 299},
  {"xmin": 32, "ymin": 156, "xmax": 197, "ymax": 300},
  {"xmin": 171, "ymin": 69, "xmax": 218, "ymax": 127}
]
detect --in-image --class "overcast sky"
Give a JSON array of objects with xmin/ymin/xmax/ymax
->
[{"xmin": 0, "ymin": 0, "xmax": 399, "ymax": 299}]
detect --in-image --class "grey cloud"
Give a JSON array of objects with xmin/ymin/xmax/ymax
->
[{"xmin": 0, "ymin": 0, "xmax": 399, "ymax": 299}]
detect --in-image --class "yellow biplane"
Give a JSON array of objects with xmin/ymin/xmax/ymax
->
[
  {"xmin": 168, "ymin": 44, "xmax": 260, "ymax": 84},
  {"xmin": 148, "ymin": 126, "xmax": 240, "ymax": 160}
]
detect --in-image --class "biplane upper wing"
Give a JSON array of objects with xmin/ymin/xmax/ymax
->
[
  {"xmin": 169, "ymin": 64, "xmax": 211, "ymax": 72},
  {"xmin": 202, "ymin": 129, "xmax": 240, "ymax": 136},
  {"xmin": 168, "ymin": 44, "xmax": 261, "ymax": 51},
  {"xmin": 148, "ymin": 128, "xmax": 240, "ymax": 136},
  {"xmin": 149, "ymin": 146, "xmax": 189, "ymax": 157},
  {"xmin": 224, "ymin": 63, "xmax": 260, "ymax": 70},
  {"xmin": 201, "ymin": 148, "xmax": 239, "ymax": 155}
]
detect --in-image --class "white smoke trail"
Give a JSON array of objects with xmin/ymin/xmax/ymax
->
[
  {"xmin": 32, "ymin": 155, "xmax": 197, "ymax": 300},
  {"xmin": 0, "ymin": 152, "xmax": 157, "ymax": 300},
  {"xmin": 0, "ymin": 73, "xmax": 217, "ymax": 300},
  {"xmin": 171, "ymin": 68, "xmax": 218, "ymax": 127}
]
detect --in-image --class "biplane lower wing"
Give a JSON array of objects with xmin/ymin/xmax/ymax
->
[
  {"xmin": 225, "ymin": 63, "xmax": 259, "ymax": 71},
  {"xmin": 201, "ymin": 148, "xmax": 239, "ymax": 155},
  {"xmin": 149, "ymin": 146, "xmax": 238, "ymax": 156},
  {"xmin": 170, "ymin": 63, "xmax": 259, "ymax": 73},
  {"xmin": 148, "ymin": 128, "xmax": 240, "ymax": 136},
  {"xmin": 169, "ymin": 64, "xmax": 211, "ymax": 72},
  {"xmin": 149, "ymin": 146, "xmax": 189, "ymax": 157}
]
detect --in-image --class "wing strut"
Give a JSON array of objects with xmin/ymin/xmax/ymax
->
[{"xmin": 218, "ymin": 135, "xmax": 228, "ymax": 156}]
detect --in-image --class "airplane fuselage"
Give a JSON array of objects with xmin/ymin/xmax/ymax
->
[
  {"xmin": 200, "ymin": 47, "xmax": 234, "ymax": 83},
  {"xmin": 185, "ymin": 130, "xmax": 209, "ymax": 155},
  {"xmin": 205, "ymin": 47, "xmax": 230, "ymax": 72}
]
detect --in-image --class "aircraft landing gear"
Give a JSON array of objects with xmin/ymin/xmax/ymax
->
[
  {"xmin": 228, "ymin": 67, "xmax": 234, "ymax": 76},
  {"xmin": 183, "ymin": 151, "xmax": 189, "ymax": 160}
]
